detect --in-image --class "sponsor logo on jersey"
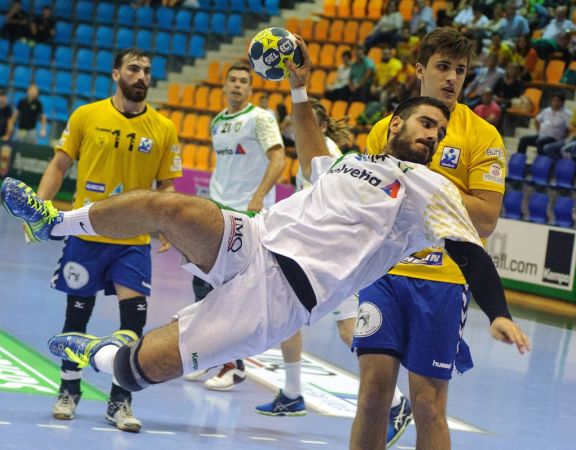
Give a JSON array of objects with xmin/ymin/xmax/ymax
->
[
  {"xmin": 328, "ymin": 163, "xmax": 383, "ymax": 187},
  {"xmin": 482, "ymin": 162, "xmax": 504, "ymax": 184},
  {"xmin": 381, "ymin": 180, "xmax": 401, "ymax": 198},
  {"xmin": 439, "ymin": 146, "xmax": 461, "ymax": 169},
  {"xmin": 85, "ymin": 181, "xmax": 106, "ymax": 193},
  {"xmin": 354, "ymin": 302, "xmax": 382, "ymax": 337},
  {"xmin": 138, "ymin": 137, "xmax": 153, "ymax": 153},
  {"xmin": 227, "ymin": 215, "xmax": 244, "ymax": 253},
  {"xmin": 171, "ymin": 144, "xmax": 181, "ymax": 154},
  {"xmin": 400, "ymin": 251, "xmax": 444, "ymax": 265},
  {"xmin": 63, "ymin": 262, "xmax": 89, "ymax": 290},
  {"xmin": 110, "ymin": 183, "xmax": 123, "ymax": 196},
  {"xmin": 235, "ymin": 144, "xmax": 246, "ymax": 154},
  {"xmin": 486, "ymin": 147, "xmax": 505, "ymax": 161},
  {"xmin": 191, "ymin": 352, "xmax": 199, "ymax": 371},
  {"xmin": 432, "ymin": 360, "xmax": 452, "ymax": 369},
  {"xmin": 171, "ymin": 155, "xmax": 182, "ymax": 172},
  {"xmin": 215, "ymin": 145, "xmax": 246, "ymax": 156}
]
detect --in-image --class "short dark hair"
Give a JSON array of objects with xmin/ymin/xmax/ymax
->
[
  {"xmin": 416, "ymin": 27, "xmax": 476, "ymax": 67},
  {"xmin": 114, "ymin": 48, "xmax": 151, "ymax": 70},
  {"xmin": 391, "ymin": 96, "xmax": 451, "ymax": 123},
  {"xmin": 551, "ymin": 90, "xmax": 566, "ymax": 103},
  {"xmin": 226, "ymin": 62, "xmax": 252, "ymax": 83}
]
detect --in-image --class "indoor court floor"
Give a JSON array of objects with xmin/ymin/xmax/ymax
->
[{"xmin": 0, "ymin": 211, "xmax": 575, "ymax": 450}]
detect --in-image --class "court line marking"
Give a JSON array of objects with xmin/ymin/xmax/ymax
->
[
  {"xmin": 36, "ymin": 424, "xmax": 68, "ymax": 429},
  {"xmin": 249, "ymin": 436, "xmax": 279, "ymax": 441},
  {"xmin": 198, "ymin": 433, "xmax": 227, "ymax": 438},
  {"xmin": 145, "ymin": 430, "xmax": 176, "ymax": 435},
  {"xmin": 300, "ymin": 440, "xmax": 328, "ymax": 445},
  {"xmin": 92, "ymin": 427, "xmax": 119, "ymax": 432},
  {"xmin": 0, "ymin": 421, "xmax": 11, "ymax": 425},
  {"xmin": 0, "ymin": 346, "xmax": 60, "ymax": 389}
]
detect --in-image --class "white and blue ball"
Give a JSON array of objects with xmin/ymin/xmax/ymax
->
[{"xmin": 248, "ymin": 27, "xmax": 302, "ymax": 81}]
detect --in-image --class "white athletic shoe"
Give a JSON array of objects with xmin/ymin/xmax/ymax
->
[
  {"xmin": 52, "ymin": 390, "xmax": 81, "ymax": 420},
  {"xmin": 105, "ymin": 399, "xmax": 142, "ymax": 433},
  {"xmin": 182, "ymin": 368, "xmax": 210, "ymax": 381},
  {"xmin": 204, "ymin": 362, "xmax": 246, "ymax": 391}
]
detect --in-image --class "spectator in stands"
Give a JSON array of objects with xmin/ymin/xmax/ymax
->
[
  {"xmin": 363, "ymin": 1, "xmax": 404, "ymax": 50},
  {"xmin": 489, "ymin": 32, "xmax": 513, "ymax": 66},
  {"xmin": 542, "ymin": 5, "xmax": 576, "ymax": 41},
  {"xmin": 0, "ymin": 91, "xmax": 13, "ymax": 142},
  {"xmin": 9, "ymin": 84, "xmax": 46, "ymax": 144},
  {"xmin": 486, "ymin": 3, "xmax": 507, "ymax": 36},
  {"xmin": 516, "ymin": 91, "xmax": 572, "ymax": 156},
  {"xmin": 511, "ymin": 34, "xmax": 539, "ymax": 81},
  {"xmin": 473, "ymin": 87, "xmax": 502, "ymax": 127},
  {"xmin": 463, "ymin": 53, "xmax": 505, "ymax": 108},
  {"xmin": 498, "ymin": 2, "xmax": 530, "ymax": 44},
  {"xmin": 326, "ymin": 45, "xmax": 374, "ymax": 103},
  {"xmin": 461, "ymin": 4, "xmax": 491, "ymax": 40},
  {"xmin": 493, "ymin": 62, "xmax": 524, "ymax": 110},
  {"xmin": 1, "ymin": 1, "xmax": 29, "ymax": 42},
  {"xmin": 532, "ymin": 30, "xmax": 574, "ymax": 64},
  {"xmin": 370, "ymin": 47, "xmax": 403, "ymax": 110},
  {"xmin": 396, "ymin": 24, "xmax": 421, "ymax": 60},
  {"xmin": 325, "ymin": 50, "xmax": 352, "ymax": 97},
  {"xmin": 409, "ymin": 0, "xmax": 436, "ymax": 35},
  {"xmin": 30, "ymin": 5, "xmax": 55, "ymax": 43},
  {"xmin": 453, "ymin": 1, "xmax": 475, "ymax": 29},
  {"xmin": 539, "ymin": 110, "xmax": 576, "ymax": 160}
]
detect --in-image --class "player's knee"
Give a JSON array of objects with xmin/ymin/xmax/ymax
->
[
  {"xmin": 113, "ymin": 339, "xmax": 158, "ymax": 392},
  {"xmin": 411, "ymin": 392, "xmax": 446, "ymax": 423}
]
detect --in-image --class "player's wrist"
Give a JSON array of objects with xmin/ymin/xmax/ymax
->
[{"xmin": 291, "ymin": 86, "xmax": 308, "ymax": 104}]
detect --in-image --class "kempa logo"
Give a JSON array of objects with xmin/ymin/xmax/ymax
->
[
  {"xmin": 191, "ymin": 352, "xmax": 199, "ymax": 371},
  {"xmin": 542, "ymin": 268, "xmax": 571, "ymax": 286},
  {"xmin": 328, "ymin": 163, "xmax": 383, "ymax": 187},
  {"xmin": 227, "ymin": 216, "xmax": 244, "ymax": 253},
  {"xmin": 432, "ymin": 360, "xmax": 452, "ymax": 369}
]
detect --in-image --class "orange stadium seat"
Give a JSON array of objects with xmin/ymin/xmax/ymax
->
[
  {"xmin": 508, "ymin": 87, "xmax": 542, "ymax": 118},
  {"xmin": 268, "ymin": 92, "xmax": 285, "ymax": 111},
  {"xmin": 337, "ymin": 0, "xmax": 351, "ymax": 18},
  {"xmin": 180, "ymin": 112, "xmax": 197, "ymax": 140},
  {"xmin": 545, "ymin": 60, "xmax": 566, "ymax": 85},
  {"xmin": 285, "ymin": 17, "xmax": 299, "ymax": 35},
  {"xmin": 432, "ymin": 0, "xmax": 447, "ymax": 20},
  {"xmin": 194, "ymin": 114, "xmax": 212, "ymax": 141},
  {"xmin": 368, "ymin": 0, "xmax": 384, "ymax": 19},
  {"xmin": 532, "ymin": 58, "xmax": 546, "ymax": 82},
  {"xmin": 313, "ymin": 19, "xmax": 330, "ymax": 41},
  {"xmin": 320, "ymin": 43, "xmax": 336, "ymax": 68},
  {"xmin": 166, "ymin": 83, "xmax": 181, "ymax": 107},
  {"xmin": 299, "ymin": 19, "xmax": 314, "ymax": 40},
  {"xmin": 307, "ymin": 42, "xmax": 321, "ymax": 65},
  {"xmin": 278, "ymin": 78, "xmax": 291, "ymax": 94},
  {"xmin": 399, "ymin": 0, "xmax": 414, "ymax": 22},
  {"xmin": 170, "ymin": 110, "xmax": 184, "ymax": 130},
  {"xmin": 182, "ymin": 143, "xmax": 196, "ymax": 169},
  {"xmin": 343, "ymin": 21, "xmax": 359, "ymax": 44},
  {"xmin": 328, "ymin": 20, "xmax": 344, "ymax": 43},
  {"xmin": 290, "ymin": 158, "xmax": 300, "ymax": 179},
  {"xmin": 320, "ymin": 98, "xmax": 332, "ymax": 114},
  {"xmin": 251, "ymin": 72, "xmax": 265, "ymax": 90},
  {"xmin": 262, "ymin": 79, "xmax": 278, "ymax": 92},
  {"xmin": 181, "ymin": 85, "xmax": 196, "ymax": 109},
  {"xmin": 336, "ymin": 44, "xmax": 352, "ymax": 61},
  {"xmin": 347, "ymin": 101, "xmax": 365, "ymax": 126},
  {"xmin": 158, "ymin": 108, "xmax": 171, "ymax": 118},
  {"xmin": 323, "ymin": 0, "xmax": 336, "ymax": 17},
  {"xmin": 358, "ymin": 21, "xmax": 373, "ymax": 42},
  {"xmin": 281, "ymin": 156, "xmax": 294, "ymax": 183},
  {"xmin": 368, "ymin": 47, "xmax": 382, "ymax": 63},
  {"xmin": 331, "ymin": 100, "xmax": 348, "ymax": 119},
  {"xmin": 355, "ymin": 132, "xmax": 368, "ymax": 152},
  {"xmin": 352, "ymin": 0, "xmax": 367, "ymax": 19},
  {"xmin": 220, "ymin": 62, "xmax": 232, "ymax": 81},
  {"xmin": 194, "ymin": 85, "xmax": 210, "ymax": 111},
  {"xmin": 209, "ymin": 149, "xmax": 217, "ymax": 171},
  {"xmin": 251, "ymin": 91, "xmax": 265, "ymax": 105},
  {"xmin": 309, "ymin": 69, "xmax": 327, "ymax": 96},
  {"xmin": 206, "ymin": 61, "xmax": 220, "ymax": 85},
  {"xmin": 208, "ymin": 87, "xmax": 224, "ymax": 112},
  {"xmin": 194, "ymin": 145, "xmax": 211, "ymax": 171},
  {"xmin": 325, "ymin": 69, "xmax": 338, "ymax": 89}
]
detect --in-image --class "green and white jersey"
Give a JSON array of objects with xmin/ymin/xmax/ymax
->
[
  {"xmin": 209, "ymin": 104, "xmax": 283, "ymax": 211},
  {"xmin": 295, "ymin": 136, "xmax": 341, "ymax": 192}
]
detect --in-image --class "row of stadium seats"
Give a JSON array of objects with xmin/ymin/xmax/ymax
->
[
  {"xmin": 503, "ymin": 189, "xmax": 574, "ymax": 228},
  {"xmin": 286, "ymin": 17, "xmax": 375, "ymax": 45},
  {"xmin": 321, "ymin": 0, "xmax": 446, "ymax": 21},
  {"xmin": 507, "ymin": 154, "xmax": 576, "ymax": 190}
]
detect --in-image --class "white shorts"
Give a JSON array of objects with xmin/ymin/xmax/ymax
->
[
  {"xmin": 332, "ymin": 294, "xmax": 358, "ymax": 322},
  {"xmin": 176, "ymin": 211, "xmax": 310, "ymax": 373}
]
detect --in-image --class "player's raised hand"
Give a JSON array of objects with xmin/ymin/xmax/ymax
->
[
  {"xmin": 490, "ymin": 317, "xmax": 531, "ymax": 354},
  {"xmin": 286, "ymin": 35, "xmax": 311, "ymax": 90}
]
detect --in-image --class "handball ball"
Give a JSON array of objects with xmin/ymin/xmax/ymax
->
[{"xmin": 248, "ymin": 27, "xmax": 302, "ymax": 81}]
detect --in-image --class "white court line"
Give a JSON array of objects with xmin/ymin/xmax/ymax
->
[
  {"xmin": 36, "ymin": 424, "xmax": 68, "ymax": 429},
  {"xmin": 92, "ymin": 427, "xmax": 119, "ymax": 432},
  {"xmin": 0, "ymin": 421, "xmax": 11, "ymax": 425},
  {"xmin": 0, "ymin": 347, "xmax": 60, "ymax": 389},
  {"xmin": 145, "ymin": 430, "xmax": 176, "ymax": 435},
  {"xmin": 396, "ymin": 447, "xmax": 416, "ymax": 449},
  {"xmin": 249, "ymin": 436, "xmax": 279, "ymax": 441},
  {"xmin": 198, "ymin": 433, "xmax": 227, "ymax": 438},
  {"xmin": 300, "ymin": 440, "xmax": 328, "ymax": 445}
]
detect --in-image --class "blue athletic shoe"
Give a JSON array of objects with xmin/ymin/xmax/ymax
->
[
  {"xmin": 47, "ymin": 330, "xmax": 138, "ymax": 371},
  {"xmin": 387, "ymin": 395, "xmax": 413, "ymax": 447},
  {"xmin": 254, "ymin": 390, "xmax": 307, "ymax": 416},
  {"xmin": 0, "ymin": 177, "xmax": 63, "ymax": 242}
]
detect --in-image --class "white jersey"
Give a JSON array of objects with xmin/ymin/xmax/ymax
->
[
  {"xmin": 209, "ymin": 104, "xmax": 283, "ymax": 211},
  {"xmin": 260, "ymin": 153, "xmax": 482, "ymax": 323},
  {"xmin": 295, "ymin": 136, "xmax": 341, "ymax": 192}
]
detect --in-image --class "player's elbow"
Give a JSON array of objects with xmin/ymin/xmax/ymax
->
[{"xmin": 476, "ymin": 219, "xmax": 498, "ymax": 239}]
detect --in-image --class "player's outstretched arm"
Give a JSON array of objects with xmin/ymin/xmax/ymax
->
[
  {"xmin": 285, "ymin": 35, "xmax": 330, "ymax": 181},
  {"xmin": 444, "ymin": 239, "xmax": 531, "ymax": 354}
]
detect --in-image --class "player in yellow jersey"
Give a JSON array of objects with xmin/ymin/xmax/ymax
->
[
  {"xmin": 35, "ymin": 48, "xmax": 182, "ymax": 432},
  {"xmin": 351, "ymin": 28, "xmax": 507, "ymax": 449}
]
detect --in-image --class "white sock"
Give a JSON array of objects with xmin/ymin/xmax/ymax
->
[
  {"xmin": 93, "ymin": 345, "xmax": 119, "ymax": 375},
  {"xmin": 391, "ymin": 385, "xmax": 403, "ymax": 408},
  {"xmin": 283, "ymin": 361, "xmax": 302, "ymax": 399},
  {"xmin": 51, "ymin": 204, "xmax": 97, "ymax": 237}
]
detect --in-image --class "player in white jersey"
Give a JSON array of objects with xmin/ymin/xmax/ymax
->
[
  {"xmin": 192, "ymin": 62, "xmax": 285, "ymax": 390},
  {"xmin": 3, "ymin": 39, "xmax": 530, "ymax": 417}
]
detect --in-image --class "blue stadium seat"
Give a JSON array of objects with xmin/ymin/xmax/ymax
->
[
  {"xmin": 11, "ymin": 41, "xmax": 31, "ymax": 65},
  {"xmin": 188, "ymin": 34, "xmax": 206, "ymax": 59},
  {"xmin": 193, "ymin": 11, "xmax": 210, "ymax": 34},
  {"xmin": 93, "ymin": 75, "xmax": 112, "ymax": 99},
  {"xmin": 136, "ymin": 6, "xmax": 154, "ymax": 28},
  {"xmin": 95, "ymin": 26, "xmax": 115, "ymax": 50},
  {"xmin": 54, "ymin": 71, "xmax": 73, "ymax": 96},
  {"xmin": 530, "ymin": 155, "xmax": 554, "ymax": 186},
  {"xmin": 54, "ymin": 46, "xmax": 73, "ymax": 70},
  {"xmin": 171, "ymin": 33, "xmax": 188, "ymax": 57},
  {"xmin": 135, "ymin": 30, "xmax": 153, "ymax": 51},
  {"xmin": 552, "ymin": 158, "xmax": 575, "ymax": 189},
  {"xmin": 247, "ymin": 0, "xmax": 263, "ymax": 14},
  {"xmin": 51, "ymin": 95, "xmax": 70, "ymax": 122},
  {"xmin": 39, "ymin": 94, "xmax": 53, "ymax": 118},
  {"xmin": 214, "ymin": 0, "xmax": 229, "ymax": 11},
  {"xmin": 506, "ymin": 152, "xmax": 527, "ymax": 181},
  {"xmin": 34, "ymin": 1, "xmax": 51, "ymax": 14},
  {"xmin": 265, "ymin": 0, "xmax": 280, "ymax": 15},
  {"xmin": 210, "ymin": 12, "xmax": 227, "ymax": 35},
  {"xmin": 12, "ymin": 65, "xmax": 32, "ymax": 91},
  {"xmin": 527, "ymin": 192, "xmax": 549, "ymax": 224},
  {"xmin": 55, "ymin": 22, "xmax": 73, "ymax": 45},
  {"xmin": 54, "ymin": 0, "xmax": 73, "ymax": 19},
  {"xmin": 75, "ymin": 1, "xmax": 94, "ymax": 21},
  {"xmin": 553, "ymin": 196, "xmax": 574, "ymax": 227},
  {"xmin": 152, "ymin": 56, "xmax": 167, "ymax": 80},
  {"xmin": 175, "ymin": 9, "xmax": 193, "ymax": 33},
  {"xmin": 117, "ymin": 4, "xmax": 136, "ymax": 27},
  {"xmin": 230, "ymin": 0, "xmax": 245, "ymax": 13},
  {"xmin": 197, "ymin": 0, "xmax": 212, "ymax": 8},
  {"xmin": 116, "ymin": 28, "xmax": 135, "ymax": 49},
  {"xmin": 34, "ymin": 68, "xmax": 53, "ymax": 93},
  {"xmin": 72, "ymin": 98, "xmax": 88, "ymax": 112},
  {"xmin": 75, "ymin": 48, "xmax": 94, "ymax": 72},
  {"xmin": 95, "ymin": 2, "xmax": 115, "ymax": 26},
  {"xmin": 36, "ymin": 121, "xmax": 51, "ymax": 145},
  {"xmin": 502, "ymin": 190, "xmax": 523, "ymax": 220},
  {"xmin": 74, "ymin": 24, "xmax": 94, "ymax": 47},
  {"xmin": 227, "ymin": 14, "xmax": 243, "ymax": 36},
  {"xmin": 95, "ymin": 50, "xmax": 114, "ymax": 74},
  {"xmin": 154, "ymin": 31, "xmax": 171, "ymax": 55},
  {"xmin": 155, "ymin": 6, "xmax": 175, "ymax": 31},
  {"xmin": 74, "ymin": 73, "xmax": 93, "ymax": 98},
  {"xmin": 0, "ymin": 38, "xmax": 9, "ymax": 61},
  {"xmin": 32, "ymin": 43, "xmax": 52, "ymax": 67},
  {"xmin": 0, "ymin": 63, "xmax": 9, "ymax": 88}
]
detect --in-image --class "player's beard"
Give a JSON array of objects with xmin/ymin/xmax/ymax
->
[
  {"xmin": 118, "ymin": 77, "xmax": 148, "ymax": 103},
  {"xmin": 388, "ymin": 124, "xmax": 435, "ymax": 165}
]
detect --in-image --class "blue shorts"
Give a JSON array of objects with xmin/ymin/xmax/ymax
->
[
  {"xmin": 352, "ymin": 275, "xmax": 473, "ymax": 380},
  {"xmin": 51, "ymin": 236, "xmax": 152, "ymax": 297}
]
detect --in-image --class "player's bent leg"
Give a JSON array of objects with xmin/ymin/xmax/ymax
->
[
  {"xmin": 336, "ymin": 317, "xmax": 355, "ymax": 347},
  {"xmin": 408, "ymin": 371, "xmax": 450, "ymax": 449},
  {"xmin": 350, "ymin": 353, "xmax": 400, "ymax": 450}
]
